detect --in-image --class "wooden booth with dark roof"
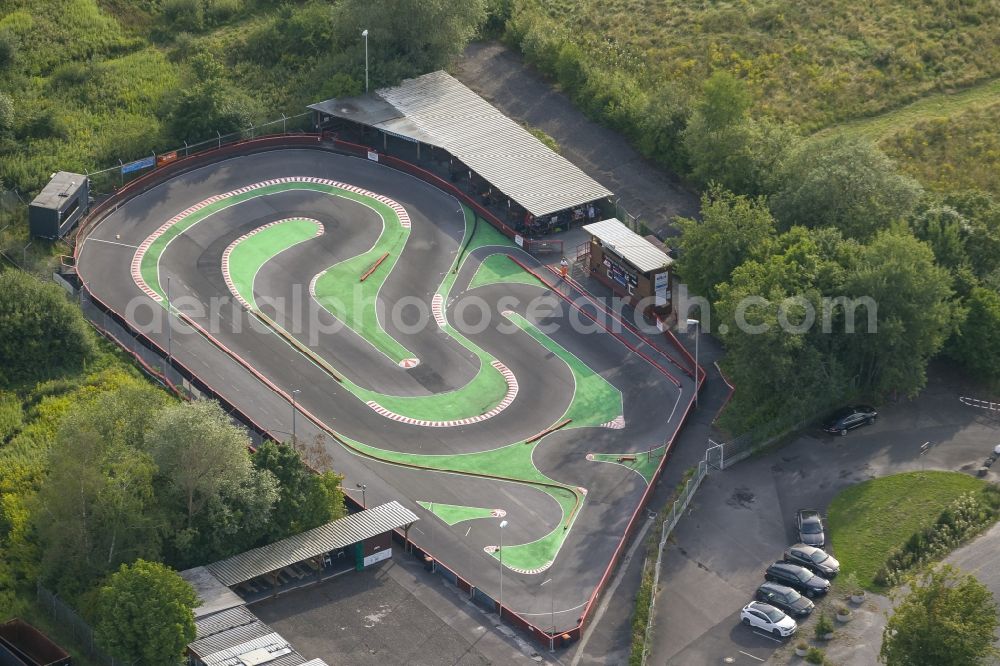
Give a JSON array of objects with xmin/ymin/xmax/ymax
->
[{"xmin": 581, "ymin": 218, "xmax": 675, "ymax": 318}]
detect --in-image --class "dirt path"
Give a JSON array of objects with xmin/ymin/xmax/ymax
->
[{"xmin": 452, "ymin": 41, "xmax": 699, "ymax": 238}]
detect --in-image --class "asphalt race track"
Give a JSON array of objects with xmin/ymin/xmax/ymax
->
[{"xmin": 77, "ymin": 148, "xmax": 693, "ymax": 633}]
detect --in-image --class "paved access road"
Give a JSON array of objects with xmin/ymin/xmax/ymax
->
[{"xmin": 77, "ymin": 148, "xmax": 696, "ymax": 630}]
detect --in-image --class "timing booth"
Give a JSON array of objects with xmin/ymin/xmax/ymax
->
[
  {"xmin": 582, "ymin": 218, "xmax": 675, "ymax": 315},
  {"xmin": 28, "ymin": 172, "xmax": 88, "ymax": 240}
]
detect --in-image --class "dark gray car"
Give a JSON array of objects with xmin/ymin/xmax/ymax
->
[
  {"xmin": 765, "ymin": 562, "xmax": 830, "ymax": 598},
  {"xmin": 754, "ymin": 581, "xmax": 814, "ymax": 618},
  {"xmin": 796, "ymin": 509, "xmax": 825, "ymax": 547},
  {"xmin": 784, "ymin": 543, "xmax": 840, "ymax": 578}
]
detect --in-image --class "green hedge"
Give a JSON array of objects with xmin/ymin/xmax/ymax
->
[{"xmin": 874, "ymin": 485, "xmax": 1000, "ymax": 587}]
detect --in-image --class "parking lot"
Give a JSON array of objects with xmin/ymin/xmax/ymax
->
[
  {"xmin": 652, "ymin": 366, "xmax": 1000, "ymax": 664},
  {"xmin": 252, "ymin": 553, "xmax": 553, "ymax": 665}
]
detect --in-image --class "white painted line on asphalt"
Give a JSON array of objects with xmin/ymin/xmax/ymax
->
[
  {"xmin": 90, "ymin": 237, "xmax": 140, "ymax": 249},
  {"xmin": 739, "ymin": 650, "xmax": 765, "ymax": 661},
  {"xmin": 666, "ymin": 387, "xmax": 682, "ymax": 423},
  {"xmin": 752, "ymin": 630, "xmax": 782, "ymax": 643},
  {"xmin": 465, "ymin": 526, "xmax": 472, "ymax": 537}
]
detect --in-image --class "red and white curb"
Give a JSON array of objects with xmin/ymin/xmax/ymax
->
[
  {"xmin": 221, "ymin": 218, "xmax": 324, "ymax": 310},
  {"xmin": 482, "ymin": 546, "xmax": 553, "ymax": 575},
  {"xmin": 431, "ymin": 293, "xmax": 447, "ymax": 328},
  {"xmin": 601, "ymin": 415, "xmax": 626, "ymax": 429},
  {"xmin": 365, "ymin": 360, "xmax": 518, "ymax": 427},
  {"xmin": 132, "ymin": 176, "xmax": 410, "ymax": 301},
  {"xmin": 399, "ymin": 357, "xmax": 420, "ymax": 368}
]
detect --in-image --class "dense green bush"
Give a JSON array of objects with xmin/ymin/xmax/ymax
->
[
  {"xmin": 0, "ymin": 30, "xmax": 17, "ymax": 70},
  {"xmin": 874, "ymin": 487, "xmax": 1000, "ymax": 587},
  {"xmin": 161, "ymin": 0, "xmax": 204, "ymax": 33},
  {"xmin": 0, "ymin": 272, "xmax": 95, "ymax": 387}
]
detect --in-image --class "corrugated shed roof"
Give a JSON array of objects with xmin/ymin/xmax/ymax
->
[
  {"xmin": 190, "ymin": 620, "xmax": 273, "ymax": 657},
  {"xmin": 205, "ymin": 501, "xmax": 418, "ymax": 586},
  {"xmin": 199, "ymin": 632, "xmax": 299, "ymax": 666},
  {"xmin": 312, "ymin": 71, "xmax": 612, "ymax": 217},
  {"xmin": 583, "ymin": 218, "xmax": 673, "ymax": 273},
  {"xmin": 194, "ymin": 605, "xmax": 258, "ymax": 638}
]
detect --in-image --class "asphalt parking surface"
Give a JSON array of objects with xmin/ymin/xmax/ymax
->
[{"xmin": 653, "ymin": 366, "xmax": 1000, "ymax": 664}]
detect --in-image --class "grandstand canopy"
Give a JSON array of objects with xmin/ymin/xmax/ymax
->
[
  {"xmin": 204, "ymin": 501, "xmax": 418, "ymax": 587},
  {"xmin": 309, "ymin": 70, "xmax": 613, "ymax": 218}
]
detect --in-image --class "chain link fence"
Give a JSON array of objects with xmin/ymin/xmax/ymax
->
[
  {"xmin": 36, "ymin": 583, "xmax": 122, "ymax": 666},
  {"xmin": 85, "ymin": 112, "xmax": 313, "ymax": 196}
]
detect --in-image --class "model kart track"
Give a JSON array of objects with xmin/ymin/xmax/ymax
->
[{"xmin": 76, "ymin": 148, "xmax": 693, "ymax": 634}]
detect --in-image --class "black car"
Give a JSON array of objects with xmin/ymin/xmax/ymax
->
[
  {"xmin": 823, "ymin": 405, "xmax": 878, "ymax": 436},
  {"xmin": 764, "ymin": 562, "xmax": 830, "ymax": 598},
  {"xmin": 754, "ymin": 581, "xmax": 814, "ymax": 618},
  {"xmin": 784, "ymin": 544, "xmax": 840, "ymax": 578},
  {"xmin": 796, "ymin": 509, "xmax": 825, "ymax": 547}
]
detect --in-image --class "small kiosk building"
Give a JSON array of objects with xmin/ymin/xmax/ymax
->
[
  {"xmin": 582, "ymin": 218, "xmax": 675, "ymax": 314},
  {"xmin": 28, "ymin": 172, "xmax": 88, "ymax": 239}
]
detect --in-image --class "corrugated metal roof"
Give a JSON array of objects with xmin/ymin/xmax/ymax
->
[
  {"xmin": 205, "ymin": 501, "xmax": 418, "ymax": 586},
  {"xmin": 194, "ymin": 605, "xmax": 258, "ymax": 638},
  {"xmin": 583, "ymin": 219, "xmax": 673, "ymax": 273},
  {"xmin": 190, "ymin": 619, "xmax": 272, "ymax": 657},
  {"xmin": 199, "ymin": 632, "xmax": 298, "ymax": 666},
  {"xmin": 312, "ymin": 71, "xmax": 612, "ymax": 217}
]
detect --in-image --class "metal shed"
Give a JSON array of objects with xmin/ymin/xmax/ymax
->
[{"xmin": 28, "ymin": 172, "xmax": 88, "ymax": 239}]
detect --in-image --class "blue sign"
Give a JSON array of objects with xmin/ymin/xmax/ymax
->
[{"xmin": 121, "ymin": 156, "xmax": 156, "ymax": 175}]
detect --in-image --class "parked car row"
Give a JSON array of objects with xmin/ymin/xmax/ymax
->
[{"xmin": 740, "ymin": 509, "xmax": 841, "ymax": 640}]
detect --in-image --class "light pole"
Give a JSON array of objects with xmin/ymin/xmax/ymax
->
[
  {"xmin": 361, "ymin": 29, "xmax": 369, "ymax": 93},
  {"xmin": 540, "ymin": 577, "xmax": 554, "ymax": 651},
  {"xmin": 356, "ymin": 483, "xmax": 367, "ymax": 509},
  {"xmin": 166, "ymin": 275, "xmax": 172, "ymax": 366},
  {"xmin": 686, "ymin": 318, "xmax": 700, "ymax": 408},
  {"xmin": 291, "ymin": 389, "xmax": 300, "ymax": 441},
  {"xmin": 498, "ymin": 519, "xmax": 508, "ymax": 621}
]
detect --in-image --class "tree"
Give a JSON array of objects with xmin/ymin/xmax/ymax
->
[
  {"xmin": 674, "ymin": 186, "xmax": 777, "ymax": 304},
  {"xmin": 335, "ymin": 0, "xmax": 487, "ymax": 83},
  {"xmin": 682, "ymin": 71, "xmax": 797, "ymax": 195},
  {"xmin": 146, "ymin": 400, "xmax": 278, "ymax": 566},
  {"xmin": 165, "ymin": 54, "xmax": 259, "ymax": 143},
  {"xmin": 95, "ymin": 560, "xmax": 197, "ymax": 666},
  {"xmin": 771, "ymin": 137, "xmax": 923, "ymax": 239},
  {"xmin": 0, "ymin": 271, "xmax": 95, "ymax": 387},
  {"xmin": 714, "ymin": 226, "xmax": 855, "ymax": 434},
  {"xmin": 843, "ymin": 230, "xmax": 955, "ymax": 397},
  {"xmin": 950, "ymin": 287, "xmax": 1000, "ymax": 383},
  {"xmin": 35, "ymin": 385, "xmax": 167, "ymax": 598},
  {"xmin": 880, "ymin": 565, "xmax": 998, "ymax": 666},
  {"xmin": 253, "ymin": 440, "xmax": 347, "ymax": 541}
]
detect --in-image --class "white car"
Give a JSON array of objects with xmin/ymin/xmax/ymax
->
[{"xmin": 740, "ymin": 601, "xmax": 798, "ymax": 638}]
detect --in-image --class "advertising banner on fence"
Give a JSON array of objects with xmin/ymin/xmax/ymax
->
[
  {"xmin": 156, "ymin": 151, "xmax": 178, "ymax": 167},
  {"xmin": 367, "ymin": 150, "xmax": 378, "ymax": 162},
  {"xmin": 121, "ymin": 156, "xmax": 155, "ymax": 175}
]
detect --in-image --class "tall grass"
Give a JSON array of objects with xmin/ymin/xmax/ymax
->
[{"xmin": 527, "ymin": 0, "xmax": 1000, "ymax": 130}]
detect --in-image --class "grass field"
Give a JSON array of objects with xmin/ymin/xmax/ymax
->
[
  {"xmin": 827, "ymin": 471, "xmax": 987, "ymax": 591},
  {"xmin": 530, "ymin": 0, "xmax": 1000, "ymax": 131}
]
